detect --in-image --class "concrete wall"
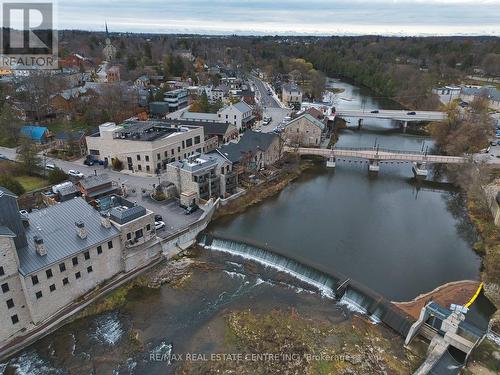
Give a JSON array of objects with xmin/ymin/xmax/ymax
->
[{"xmin": 22, "ymin": 235, "xmax": 123, "ymax": 324}]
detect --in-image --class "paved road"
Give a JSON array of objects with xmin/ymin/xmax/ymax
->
[{"xmin": 251, "ymin": 76, "xmax": 281, "ymax": 109}]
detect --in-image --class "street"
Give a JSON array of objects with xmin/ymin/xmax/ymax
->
[{"xmin": 250, "ymin": 77, "xmax": 291, "ymax": 132}]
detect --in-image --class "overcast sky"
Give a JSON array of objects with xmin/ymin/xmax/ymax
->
[{"xmin": 49, "ymin": 0, "xmax": 500, "ymax": 36}]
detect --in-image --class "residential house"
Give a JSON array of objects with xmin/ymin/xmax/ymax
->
[
  {"xmin": 53, "ymin": 131, "xmax": 87, "ymax": 156},
  {"xmin": 283, "ymin": 113, "xmax": 325, "ymax": 147},
  {"xmin": 282, "ymin": 83, "xmax": 303, "ymax": 109},
  {"xmin": 78, "ymin": 174, "xmax": 119, "ymax": 203},
  {"xmin": 20, "ymin": 125, "xmax": 50, "ymax": 144},
  {"xmin": 106, "ymin": 66, "xmax": 120, "ymax": 83},
  {"xmin": 216, "ymin": 131, "xmax": 281, "ymax": 171},
  {"xmin": 217, "ymin": 101, "xmax": 254, "ymax": 131},
  {"xmin": 134, "ymin": 75, "xmax": 150, "ymax": 88},
  {"xmin": 86, "ymin": 120, "xmax": 204, "ymax": 174}
]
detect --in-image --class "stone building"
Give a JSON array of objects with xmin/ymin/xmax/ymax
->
[
  {"xmin": 283, "ymin": 113, "xmax": 325, "ymax": 147},
  {"xmin": 166, "ymin": 153, "xmax": 237, "ymax": 201},
  {"xmin": 0, "ymin": 187, "xmax": 159, "ymax": 345},
  {"xmin": 86, "ymin": 120, "xmax": 204, "ymax": 174}
]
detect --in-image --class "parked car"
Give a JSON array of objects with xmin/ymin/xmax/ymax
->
[
  {"xmin": 370, "ymin": 110, "xmax": 379, "ymax": 113},
  {"xmin": 490, "ymin": 141, "xmax": 497, "ymax": 146},
  {"xmin": 19, "ymin": 209, "xmax": 28, "ymax": 216},
  {"xmin": 45, "ymin": 163, "xmax": 56, "ymax": 170},
  {"xmin": 83, "ymin": 159, "xmax": 95, "ymax": 166},
  {"xmin": 154, "ymin": 214, "xmax": 163, "ymax": 222},
  {"xmin": 185, "ymin": 204, "xmax": 199, "ymax": 215},
  {"xmin": 68, "ymin": 169, "xmax": 84, "ymax": 178},
  {"xmin": 407, "ymin": 111, "xmax": 416, "ymax": 115},
  {"xmin": 0, "ymin": 153, "xmax": 8, "ymax": 160},
  {"xmin": 263, "ymin": 116, "xmax": 272, "ymax": 125},
  {"xmin": 155, "ymin": 221, "xmax": 165, "ymax": 230}
]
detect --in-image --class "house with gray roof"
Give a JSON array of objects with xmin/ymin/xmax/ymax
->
[{"xmin": 215, "ymin": 130, "xmax": 281, "ymax": 170}]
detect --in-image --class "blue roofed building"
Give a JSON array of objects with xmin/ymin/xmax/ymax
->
[{"xmin": 20, "ymin": 125, "xmax": 50, "ymax": 143}]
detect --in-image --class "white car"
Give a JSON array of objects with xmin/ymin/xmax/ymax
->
[
  {"xmin": 45, "ymin": 163, "xmax": 56, "ymax": 170},
  {"xmin": 68, "ymin": 170, "xmax": 84, "ymax": 178},
  {"xmin": 155, "ymin": 221, "xmax": 165, "ymax": 230}
]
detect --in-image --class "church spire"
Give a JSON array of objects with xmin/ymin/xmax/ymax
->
[{"xmin": 105, "ymin": 21, "xmax": 109, "ymax": 36}]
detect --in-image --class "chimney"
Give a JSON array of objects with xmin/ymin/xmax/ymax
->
[
  {"xmin": 34, "ymin": 236, "xmax": 46, "ymax": 256},
  {"xmin": 75, "ymin": 221, "xmax": 87, "ymax": 239},
  {"xmin": 101, "ymin": 213, "xmax": 111, "ymax": 229}
]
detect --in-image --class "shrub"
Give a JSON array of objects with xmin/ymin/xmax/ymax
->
[
  {"xmin": 48, "ymin": 168, "xmax": 69, "ymax": 185},
  {"xmin": 0, "ymin": 175, "xmax": 25, "ymax": 196}
]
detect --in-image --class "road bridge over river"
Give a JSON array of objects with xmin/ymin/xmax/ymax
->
[{"xmin": 335, "ymin": 109, "xmax": 446, "ymax": 122}]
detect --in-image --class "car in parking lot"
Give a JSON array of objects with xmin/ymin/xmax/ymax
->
[
  {"xmin": 84, "ymin": 159, "xmax": 95, "ymax": 166},
  {"xmin": 155, "ymin": 221, "xmax": 165, "ymax": 230},
  {"xmin": 154, "ymin": 214, "xmax": 163, "ymax": 222},
  {"xmin": 68, "ymin": 169, "xmax": 84, "ymax": 178},
  {"xmin": 45, "ymin": 163, "xmax": 56, "ymax": 170},
  {"xmin": 185, "ymin": 204, "xmax": 199, "ymax": 215}
]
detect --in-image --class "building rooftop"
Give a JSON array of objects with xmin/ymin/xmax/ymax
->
[
  {"xmin": 169, "ymin": 154, "xmax": 219, "ymax": 174},
  {"xmin": 110, "ymin": 205, "xmax": 147, "ymax": 225},
  {"xmin": 287, "ymin": 113, "xmax": 326, "ymax": 131},
  {"xmin": 282, "ymin": 83, "xmax": 302, "ymax": 93},
  {"xmin": 181, "ymin": 111, "xmax": 219, "ymax": 122},
  {"xmin": 232, "ymin": 101, "xmax": 252, "ymax": 114},
  {"xmin": 111, "ymin": 120, "xmax": 197, "ymax": 142},
  {"xmin": 17, "ymin": 197, "xmax": 119, "ymax": 275},
  {"xmin": 0, "ymin": 226, "xmax": 15, "ymax": 237},
  {"xmin": 216, "ymin": 131, "xmax": 278, "ymax": 163},
  {"xmin": 79, "ymin": 174, "xmax": 113, "ymax": 191},
  {"xmin": 172, "ymin": 119, "xmax": 231, "ymax": 135}
]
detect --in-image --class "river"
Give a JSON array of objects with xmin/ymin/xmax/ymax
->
[
  {"xmin": 211, "ymin": 79, "xmax": 481, "ymax": 301},
  {"xmin": 0, "ymin": 79, "xmax": 488, "ymax": 374}
]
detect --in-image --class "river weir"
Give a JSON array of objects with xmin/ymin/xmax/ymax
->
[{"xmin": 199, "ymin": 233, "xmax": 415, "ymax": 337}]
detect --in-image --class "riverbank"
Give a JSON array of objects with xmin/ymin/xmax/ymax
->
[
  {"xmin": 177, "ymin": 309, "xmax": 423, "ymax": 374},
  {"xmin": 466, "ymin": 195, "xmax": 500, "ymax": 330}
]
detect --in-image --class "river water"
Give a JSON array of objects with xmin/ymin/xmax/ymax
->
[{"xmin": 0, "ymin": 79, "xmax": 487, "ymax": 374}]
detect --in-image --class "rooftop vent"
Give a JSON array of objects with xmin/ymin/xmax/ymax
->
[
  {"xmin": 33, "ymin": 235, "xmax": 46, "ymax": 256},
  {"xmin": 75, "ymin": 220, "xmax": 87, "ymax": 239}
]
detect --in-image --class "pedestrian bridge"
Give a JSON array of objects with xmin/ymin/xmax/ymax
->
[
  {"xmin": 288, "ymin": 146, "xmax": 468, "ymax": 164},
  {"xmin": 335, "ymin": 109, "xmax": 446, "ymax": 122}
]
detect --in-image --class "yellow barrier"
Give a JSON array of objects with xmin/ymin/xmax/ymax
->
[{"xmin": 464, "ymin": 282, "xmax": 483, "ymax": 308}]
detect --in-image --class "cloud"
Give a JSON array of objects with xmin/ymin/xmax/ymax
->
[{"xmin": 36, "ymin": 1, "xmax": 500, "ymax": 35}]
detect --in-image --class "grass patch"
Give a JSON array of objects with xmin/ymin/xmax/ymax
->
[{"xmin": 14, "ymin": 175, "xmax": 49, "ymax": 192}]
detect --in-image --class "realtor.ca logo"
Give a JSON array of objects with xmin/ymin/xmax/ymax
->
[{"xmin": 0, "ymin": 1, "xmax": 58, "ymax": 70}]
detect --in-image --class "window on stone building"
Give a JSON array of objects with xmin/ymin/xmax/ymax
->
[
  {"xmin": 35, "ymin": 291, "xmax": 42, "ymax": 299},
  {"xmin": 59, "ymin": 263, "xmax": 66, "ymax": 272},
  {"xmin": 6, "ymin": 298, "xmax": 14, "ymax": 309},
  {"xmin": 1, "ymin": 283, "xmax": 9, "ymax": 293},
  {"xmin": 145, "ymin": 155, "xmax": 149, "ymax": 162},
  {"xmin": 72, "ymin": 257, "xmax": 78, "ymax": 266},
  {"xmin": 87, "ymin": 266, "xmax": 93, "ymax": 273},
  {"xmin": 75, "ymin": 272, "xmax": 81, "ymax": 279},
  {"xmin": 186, "ymin": 138, "xmax": 193, "ymax": 147},
  {"xmin": 63, "ymin": 277, "xmax": 69, "ymax": 286},
  {"xmin": 49, "ymin": 284, "xmax": 56, "ymax": 292},
  {"xmin": 194, "ymin": 136, "xmax": 201, "ymax": 144},
  {"xmin": 97, "ymin": 245, "xmax": 102, "ymax": 254},
  {"xmin": 84, "ymin": 251, "xmax": 90, "ymax": 260},
  {"xmin": 127, "ymin": 233, "xmax": 132, "ymax": 240},
  {"xmin": 146, "ymin": 224, "xmax": 151, "ymax": 231},
  {"xmin": 11, "ymin": 315, "xmax": 18, "ymax": 324},
  {"xmin": 31, "ymin": 275, "xmax": 39, "ymax": 285},
  {"xmin": 46, "ymin": 269, "xmax": 53, "ymax": 279},
  {"xmin": 108, "ymin": 240, "xmax": 113, "ymax": 249},
  {"xmin": 0, "ymin": 266, "xmax": 4, "ymax": 276},
  {"xmin": 137, "ymin": 155, "xmax": 141, "ymax": 161}
]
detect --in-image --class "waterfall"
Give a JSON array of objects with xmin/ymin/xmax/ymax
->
[{"xmin": 201, "ymin": 236, "xmax": 338, "ymax": 299}]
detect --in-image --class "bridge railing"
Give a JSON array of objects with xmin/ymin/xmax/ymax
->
[{"xmin": 333, "ymin": 146, "xmax": 425, "ymax": 155}]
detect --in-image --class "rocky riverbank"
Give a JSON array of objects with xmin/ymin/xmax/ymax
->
[{"xmin": 177, "ymin": 309, "xmax": 423, "ymax": 375}]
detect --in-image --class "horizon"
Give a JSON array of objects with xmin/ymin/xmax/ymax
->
[{"xmin": 10, "ymin": 0, "xmax": 500, "ymax": 37}]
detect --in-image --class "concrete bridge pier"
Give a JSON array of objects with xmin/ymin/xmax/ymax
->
[
  {"xmin": 368, "ymin": 159, "xmax": 380, "ymax": 173},
  {"xmin": 412, "ymin": 162, "xmax": 428, "ymax": 179},
  {"xmin": 357, "ymin": 118, "xmax": 363, "ymax": 129},
  {"xmin": 326, "ymin": 155, "xmax": 336, "ymax": 168}
]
